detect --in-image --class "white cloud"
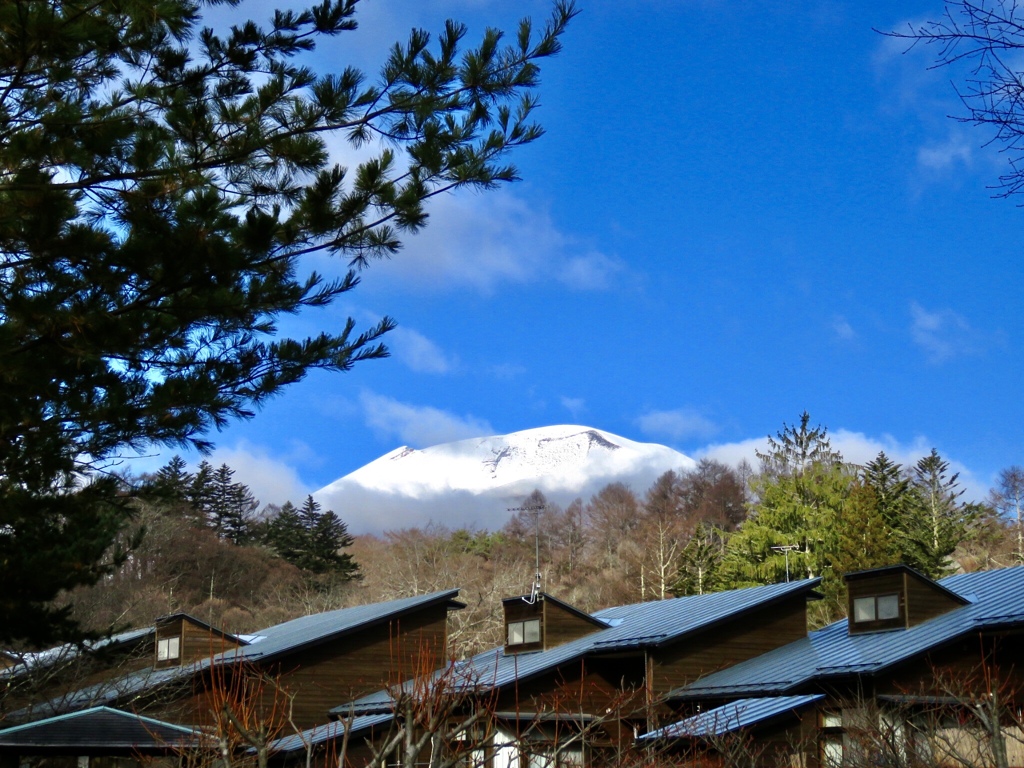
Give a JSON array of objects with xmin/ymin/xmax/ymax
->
[
  {"xmin": 364, "ymin": 189, "xmax": 630, "ymax": 294},
  {"xmin": 696, "ymin": 429, "xmax": 987, "ymax": 501},
  {"xmin": 359, "ymin": 391, "xmax": 494, "ymax": 447},
  {"xmin": 636, "ymin": 408, "xmax": 720, "ymax": 441},
  {"xmin": 917, "ymin": 131, "xmax": 974, "ymax": 171},
  {"xmin": 202, "ymin": 441, "xmax": 311, "ymax": 509},
  {"xmin": 560, "ymin": 396, "xmax": 586, "ymax": 419},
  {"xmin": 832, "ymin": 315, "xmax": 856, "ymax": 341},
  {"xmin": 389, "ymin": 327, "xmax": 457, "ymax": 374},
  {"xmin": 909, "ymin": 301, "xmax": 983, "ymax": 362},
  {"xmin": 558, "ymin": 251, "xmax": 625, "ymax": 291}
]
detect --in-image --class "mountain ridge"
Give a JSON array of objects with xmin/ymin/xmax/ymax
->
[{"xmin": 315, "ymin": 425, "xmax": 695, "ymax": 533}]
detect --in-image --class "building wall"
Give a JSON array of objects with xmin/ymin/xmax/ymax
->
[
  {"xmin": 647, "ymin": 595, "xmax": 809, "ymax": 698},
  {"xmin": 148, "ymin": 603, "xmax": 451, "ymax": 730}
]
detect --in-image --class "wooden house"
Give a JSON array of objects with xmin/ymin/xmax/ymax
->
[
  {"xmin": 275, "ymin": 579, "xmax": 824, "ymax": 767},
  {"xmin": 0, "ymin": 590, "xmax": 465, "ymax": 768},
  {"xmin": 652, "ymin": 565, "xmax": 1024, "ymax": 768}
]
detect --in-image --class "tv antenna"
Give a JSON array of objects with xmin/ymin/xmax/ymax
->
[
  {"xmin": 508, "ymin": 502, "xmax": 545, "ymax": 604},
  {"xmin": 770, "ymin": 544, "xmax": 801, "ymax": 583}
]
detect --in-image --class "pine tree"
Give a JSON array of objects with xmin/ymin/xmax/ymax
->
[
  {"xmin": 861, "ymin": 452, "xmax": 913, "ymax": 564},
  {"xmin": 903, "ymin": 449, "xmax": 973, "ymax": 578},
  {"xmin": 310, "ymin": 511, "xmax": 359, "ymax": 579},
  {"xmin": 720, "ymin": 413, "xmax": 853, "ymax": 587},
  {"xmin": 0, "ymin": 0, "xmax": 576, "ymax": 644},
  {"xmin": 265, "ymin": 496, "xmax": 358, "ymax": 578},
  {"xmin": 151, "ymin": 456, "xmax": 193, "ymax": 502},
  {"xmin": 265, "ymin": 502, "xmax": 305, "ymax": 566},
  {"xmin": 672, "ymin": 523, "xmax": 726, "ymax": 596},
  {"xmin": 208, "ymin": 464, "xmax": 258, "ymax": 545}
]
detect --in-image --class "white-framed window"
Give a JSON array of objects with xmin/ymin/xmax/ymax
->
[
  {"xmin": 507, "ymin": 618, "xmax": 542, "ymax": 646},
  {"xmin": 157, "ymin": 636, "xmax": 181, "ymax": 661},
  {"xmin": 853, "ymin": 594, "xmax": 900, "ymax": 623}
]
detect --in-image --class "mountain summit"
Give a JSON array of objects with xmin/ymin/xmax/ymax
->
[{"xmin": 315, "ymin": 425, "xmax": 694, "ymax": 533}]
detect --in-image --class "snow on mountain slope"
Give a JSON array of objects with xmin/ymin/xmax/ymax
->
[{"xmin": 315, "ymin": 426, "xmax": 695, "ymax": 533}]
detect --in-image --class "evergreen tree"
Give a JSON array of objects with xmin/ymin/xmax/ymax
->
[
  {"xmin": 188, "ymin": 461, "xmax": 218, "ymax": 529},
  {"xmin": 904, "ymin": 449, "xmax": 974, "ymax": 578},
  {"xmin": 720, "ymin": 413, "xmax": 853, "ymax": 588},
  {"xmin": 755, "ymin": 411, "xmax": 843, "ymax": 480},
  {"xmin": 0, "ymin": 0, "xmax": 575, "ymax": 644},
  {"xmin": 208, "ymin": 464, "xmax": 258, "ymax": 544},
  {"xmin": 298, "ymin": 495, "xmax": 323, "ymax": 535},
  {"xmin": 672, "ymin": 523, "xmax": 726, "ymax": 596},
  {"xmin": 833, "ymin": 483, "xmax": 896, "ymax": 576},
  {"xmin": 861, "ymin": 452, "xmax": 913, "ymax": 564},
  {"xmin": 151, "ymin": 456, "xmax": 193, "ymax": 502},
  {"xmin": 265, "ymin": 495, "xmax": 358, "ymax": 577},
  {"xmin": 310, "ymin": 510, "xmax": 359, "ymax": 579},
  {"xmin": 265, "ymin": 501, "xmax": 306, "ymax": 566}
]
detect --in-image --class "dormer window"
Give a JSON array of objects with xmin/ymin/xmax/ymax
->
[
  {"xmin": 157, "ymin": 636, "xmax": 180, "ymax": 662},
  {"xmin": 845, "ymin": 565, "xmax": 968, "ymax": 635},
  {"xmin": 508, "ymin": 619, "xmax": 541, "ymax": 646},
  {"xmin": 853, "ymin": 594, "xmax": 900, "ymax": 623}
]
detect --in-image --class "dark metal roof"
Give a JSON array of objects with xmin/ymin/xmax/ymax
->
[
  {"xmin": 270, "ymin": 713, "xmax": 394, "ymax": 753},
  {"xmin": 0, "ymin": 706, "xmax": 201, "ymax": 754},
  {"xmin": 0, "ymin": 627, "xmax": 154, "ymax": 682},
  {"xmin": 13, "ymin": 590, "xmax": 462, "ymax": 721},
  {"xmin": 671, "ymin": 566, "xmax": 1024, "ymax": 700},
  {"xmin": 331, "ymin": 579, "xmax": 821, "ymax": 716},
  {"xmin": 639, "ymin": 695, "xmax": 824, "ymax": 740}
]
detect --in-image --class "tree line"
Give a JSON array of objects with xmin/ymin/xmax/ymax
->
[{"xmin": 53, "ymin": 413, "xmax": 1022, "ymax": 655}]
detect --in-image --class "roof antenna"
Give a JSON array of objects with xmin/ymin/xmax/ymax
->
[
  {"xmin": 770, "ymin": 544, "xmax": 801, "ymax": 583},
  {"xmin": 508, "ymin": 502, "xmax": 545, "ymax": 604}
]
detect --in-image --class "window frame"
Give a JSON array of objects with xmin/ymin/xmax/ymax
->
[
  {"xmin": 507, "ymin": 618, "xmax": 542, "ymax": 647},
  {"xmin": 852, "ymin": 593, "xmax": 903, "ymax": 627},
  {"xmin": 157, "ymin": 636, "xmax": 181, "ymax": 661}
]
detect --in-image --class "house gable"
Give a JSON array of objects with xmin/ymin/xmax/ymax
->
[
  {"xmin": 647, "ymin": 590, "xmax": 811, "ymax": 698},
  {"xmin": 845, "ymin": 565, "xmax": 968, "ymax": 635},
  {"xmin": 154, "ymin": 614, "xmax": 245, "ymax": 669},
  {"xmin": 502, "ymin": 592, "xmax": 606, "ymax": 654}
]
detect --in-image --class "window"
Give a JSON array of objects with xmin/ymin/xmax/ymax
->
[
  {"xmin": 853, "ymin": 594, "xmax": 901, "ymax": 623},
  {"xmin": 157, "ymin": 636, "xmax": 181, "ymax": 661},
  {"xmin": 821, "ymin": 711, "xmax": 844, "ymax": 768},
  {"xmin": 507, "ymin": 618, "xmax": 541, "ymax": 646}
]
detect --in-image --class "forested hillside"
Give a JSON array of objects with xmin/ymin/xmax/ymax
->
[{"xmin": 58, "ymin": 415, "xmax": 1022, "ymax": 657}]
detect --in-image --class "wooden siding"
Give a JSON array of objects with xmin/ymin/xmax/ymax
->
[
  {"xmin": 846, "ymin": 569, "xmax": 965, "ymax": 634},
  {"xmin": 503, "ymin": 599, "xmax": 543, "ymax": 654},
  {"xmin": 903, "ymin": 572, "xmax": 963, "ymax": 626},
  {"xmin": 542, "ymin": 599, "xmax": 602, "ymax": 649},
  {"xmin": 647, "ymin": 594, "xmax": 809, "ymax": 698},
  {"xmin": 493, "ymin": 657, "xmax": 647, "ymax": 752},
  {"xmin": 153, "ymin": 617, "xmax": 242, "ymax": 669},
  {"xmin": 847, "ymin": 573, "xmax": 906, "ymax": 634},
  {"xmin": 149, "ymin": 603, "xmax": 451, "ymax": 730}
]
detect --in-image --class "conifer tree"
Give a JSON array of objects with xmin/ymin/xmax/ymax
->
[
  {"xmin": 151, "ymin": 456, "xmax": 194, "ymax": 502},
  {"xmin": 720, "ymin": 413, "xmax": 853, "ymax": 587},
  {"xmin": 672, "ymin": 522, "xmax": 725, "ymax": 596},
  {"xmin": 861, "ymin": 452, "xmax": 913, "ymax": 564},
  {"xmin": 265, "ymin": 495, "xmax": 358, "ymax": 578},
  {"xmin": 904, "ymin": 449, "xmax": 974, "ymax": 578},
  {"xmin": 0, "ymin": 0, "xmax": 575, "ymax": 644},
  {"xmin": 209, "ymin": 464, "xmax": 258, "ymax": 544},
  {"xmin": 265, "ymin": 501, "xmax": 306, "ymax": 565}
]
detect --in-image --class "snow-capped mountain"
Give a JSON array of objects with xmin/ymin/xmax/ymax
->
[{"xmin": 314, "ymin": 425, "xmax": 694, "ymax": 533}]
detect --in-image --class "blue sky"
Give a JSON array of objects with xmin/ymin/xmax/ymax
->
[{"xmin": 156, "ymin": 0, "xmax": 1023, "ymax": 523}]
